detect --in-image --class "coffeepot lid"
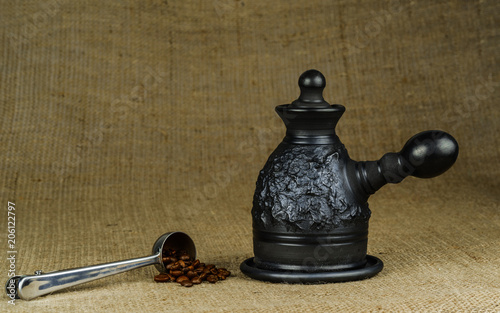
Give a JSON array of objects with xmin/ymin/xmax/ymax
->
[
  {"xmin": 275, "ymin": 70, "xmax": 346, "ymax": 144},
  {"xmin": 290, "ymin": 69, "xmax": 332, "ymax": 109}
]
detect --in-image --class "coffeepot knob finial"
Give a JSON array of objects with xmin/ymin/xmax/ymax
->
[{"xmin": 290, "ymin": 69, "xmax": 330, "ymax": 109}]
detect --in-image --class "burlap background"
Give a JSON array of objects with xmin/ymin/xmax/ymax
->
[{"xmin": 1, "ymin": 0, "xmax": 499, "ymax": 312}]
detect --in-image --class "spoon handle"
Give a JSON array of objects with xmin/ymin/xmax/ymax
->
[{"xmin": 6, "ymin": 254, "xmax": 159, "ymax": 300}]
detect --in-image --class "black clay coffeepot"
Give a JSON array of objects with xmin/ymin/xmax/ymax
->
[{"xmin": 240, "ymin": 69, "xmax": 459, "ymax": 283}]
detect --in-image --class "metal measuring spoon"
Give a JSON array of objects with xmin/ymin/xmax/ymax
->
[{"xmin": 5, "ymin": 232, "xmax": 196, "ymax": 301}]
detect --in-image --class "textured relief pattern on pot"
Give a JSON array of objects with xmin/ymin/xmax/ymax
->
[{"xmin": 253, "ymin": 143, "xmax": 370, "ymax": 231}]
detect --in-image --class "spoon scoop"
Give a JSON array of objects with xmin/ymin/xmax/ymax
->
[{"xmin": 5, "ymin": 232, "xmax": 196, "ymax": 301}]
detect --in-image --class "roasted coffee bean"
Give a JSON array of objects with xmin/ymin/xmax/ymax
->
[
  {"xmin": 154, "ymin": 248, "xmax": 229, "ymax": 286},
  {"xmin": 170, "ymin": 270, "xmax": 183, "ymax": 277},
  {"xmin": 199, "ymin": 272, "xmax": 208, "ymax": 280},
  {"xmin": 172, "ymin": 263, "xmax": 182, "ymax": 271},
  {"xmin": 176, "ymin": 275, "xmax": 189, "ymax": 283},
  {"xmin": 217, "ymin": 272, "xmax": 229, "ymax": 279},
  {"xmin": 164, "ymin": 257, "xmax": 177, "ymax": 264},
  {"xmin": 154, "ymin": 274, "xmax": 171, "ymax": 282},
  {"xmin": 170, "ymin": 263, "xmax": 180, "ymax": 271},
  {"xmin": 219, "ymin": 270, "xmax": 231, "ymax": 277},
  {"xmin": 191, "ymin": 276, "xmax": 202, "ymax": 284}
]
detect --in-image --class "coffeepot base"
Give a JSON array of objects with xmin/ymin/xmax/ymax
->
[{"xmin": 240, "ymin": 255, "xmax": 383, "ymax": 284}]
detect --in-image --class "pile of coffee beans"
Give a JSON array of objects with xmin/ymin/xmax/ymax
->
[{"xmin": 154, "ymin": 249, "xmax": 231, "ymax": 287}]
